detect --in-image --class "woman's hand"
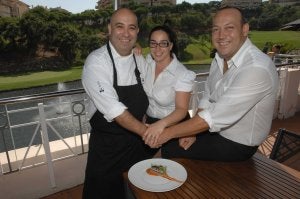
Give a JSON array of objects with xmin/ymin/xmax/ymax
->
[
  {"xmin": 143, "ymin": 120, "xmax": 166, "ymax": 147},
  {"xmin": 132, "ymin": 43, "xmax": 142, "ymax": 55}
]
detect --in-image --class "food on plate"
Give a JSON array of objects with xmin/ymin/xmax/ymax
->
[
  {"xmin": 146, "ymin": 164, "xmax": 184, "ymax": 183},
  {"xmin": 150, "ymin": 164, "xmax": 167, "ymax": 174}
]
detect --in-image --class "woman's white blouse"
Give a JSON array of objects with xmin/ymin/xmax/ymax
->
[{"xmin": 140, "ymin": 54, "xmax": 196, "ymax": 119}]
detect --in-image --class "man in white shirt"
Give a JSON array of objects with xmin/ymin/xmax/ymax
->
[
  {"xmin": 81, "ymin": 8, "xmax": 154, "ymax": 199},
  {"xmin": 147, "ymin": 6, "xmax": 279, "ymax": 161}
]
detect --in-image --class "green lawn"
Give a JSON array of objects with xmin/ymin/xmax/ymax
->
[
  {"xmin": 1, "ymin": 31, "xmax": 299, "ymax": 92},
  {"xmin": 184, "ymin": 43, "xmax": 212, "ymax": 64},
  {"xmin": 0, "ymin": 66, "xmax": 82, "ymax": 91},
  {"xmin": 249, "ymin": 31, "xmax": 300, "ymax": 51}
]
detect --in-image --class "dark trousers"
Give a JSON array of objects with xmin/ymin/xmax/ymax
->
[
  {"xmin": 83, "ymin": 172, "xmax": 125, "ymax": 199},
  {"xmin": 161, "ymin": 131, "xmax": 258, "ymax": 162}
]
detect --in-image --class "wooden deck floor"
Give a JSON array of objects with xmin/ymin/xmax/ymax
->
[{"xmin": 41, "ymin": 112, "xmax": 300, "ymax": 199}]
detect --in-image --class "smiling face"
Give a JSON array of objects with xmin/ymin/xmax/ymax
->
[
  {"xmin": 149, "ymin": 30, "xmax": 173, "ymax": 65},
  {"xmin": 212, "ymin": 8, "xmax": 249, "ymax": 61},
  {"xmin": 108, "ymin": 8, "xmax": 139, "ymax": 56}
]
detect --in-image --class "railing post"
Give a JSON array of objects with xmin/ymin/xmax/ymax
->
[
  {"xmin": 72, "ymin": 101, "xmax": 86, "ymax": 154},
  {"xmin": 38, "ymin": 103, "xmax": 56, "ymax": 188},
  {"xmin": 0, "ymin": 109, "xmax": 12, "ymax": 173},
  {"xmin": 278, "ymin": 68, "xmax": 288, "ymax": 119}
]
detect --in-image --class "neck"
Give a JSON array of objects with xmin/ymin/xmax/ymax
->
[
  {"xmin": 109, "ymin": 41, "xmax": 132, "ymax": 56},
  {"xmin": 156, "ymin": 56, "xmax": 172, "ymax": 69},
  {"xmin": 155, "ymin": 57, "xmax": 172, "ymax": 79}
]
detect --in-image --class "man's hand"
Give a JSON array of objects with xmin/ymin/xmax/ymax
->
[{"xmin": 179, "ymin": 136, "xmax": 196, "ymax": 150}]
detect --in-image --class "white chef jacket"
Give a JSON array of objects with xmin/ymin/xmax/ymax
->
[
  {"xmin": 198, "ymin": 38, "xmax": 279, "ymax": 146},
  {"xmin": 82, "ymin": 42, "xmax": 146, "ymax": 122},
  {"xmin": 140, "ymin": 54, "xmax": 196, "ymax": 119}
]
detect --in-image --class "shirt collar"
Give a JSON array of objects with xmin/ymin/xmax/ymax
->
[
  {"xmin": 214, "ymin": 38, "xmax": 251, "ymax": 69},
  {"xmin": 164, "ymin": 53, "xmax": 179, "ymax": 76},
  {"xmin": 230, "ymin": 38, "xmax": 252, "ymax": 68}
]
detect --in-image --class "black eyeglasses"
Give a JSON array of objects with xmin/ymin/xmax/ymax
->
[{"xmin": 149, "ymin": 40, "xmax": 170, "ymax": 48}]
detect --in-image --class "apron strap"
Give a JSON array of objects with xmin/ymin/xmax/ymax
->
[{"xmin": 106, "ymin": 42, "xmax": 142, "ymax": 87}]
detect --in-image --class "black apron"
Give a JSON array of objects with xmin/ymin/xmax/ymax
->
[{"xmin": 83, "ymin": 43, "xmax": 154, "ymax": 199}]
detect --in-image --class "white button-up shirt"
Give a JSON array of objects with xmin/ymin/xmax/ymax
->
[
  {"xmin": 198, "ymin": 38, "xmax": 279, "ymax": 146},
  {"xmin": 82, "ymin": 42, "xmax": 146, "ymax": 121},
  {"xmin": 141, "ymin": 54, "xmax": 196, "ymax": 119}
]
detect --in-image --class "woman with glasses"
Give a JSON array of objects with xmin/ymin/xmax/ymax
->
[{"xmin": 140, "ymin": 25, "xmax": 196, "ymax": 150}]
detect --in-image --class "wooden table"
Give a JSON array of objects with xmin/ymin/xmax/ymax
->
[{"xmin": 124, "ymin": 153, "xmax": 300, "ymax": 198}]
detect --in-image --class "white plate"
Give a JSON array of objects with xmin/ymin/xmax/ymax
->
[{"xmin": 128, "ymin": 158, "xmax": 187, "ymax": 192}]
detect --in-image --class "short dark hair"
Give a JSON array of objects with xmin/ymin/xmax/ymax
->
[
  {"xmin": 148, "ymin": 25, "xmax": 178, "ymax": 56},
  {"xmin": 217, "ymin": 6, "xmax": 247, "ymax": 24}
]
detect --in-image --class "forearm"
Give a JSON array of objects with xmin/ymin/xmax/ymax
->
[
  {"xmin": 160, "ymin": 108, "xmax": 189, "ymax": 128},
  {"xmin": 160, "ymin": 91, "xmax": 191, "ymax": 127},
  {"xmin": 163, "ymin": 114, "xmax": 209, "ymax": 140},
  {"xmin": 115, "ymin": 110, "xmax": 147, "ymax": 137}
]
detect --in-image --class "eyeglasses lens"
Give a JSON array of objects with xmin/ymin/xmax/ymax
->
[{"xmin": 150, "ymin": 41, "xmax": 169, "ymax": 48}]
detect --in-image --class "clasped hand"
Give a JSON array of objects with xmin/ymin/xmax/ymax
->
[
  {"xmin": 143, "ymin": 123, "xmax": 196, "ymax": 150},
  {"xmin": 143, "ymin": 121, "xmax": 165, "ymax": 148}
]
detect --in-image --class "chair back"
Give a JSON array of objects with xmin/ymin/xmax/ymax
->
[{"xmin": 269, "ymin": 128, "xmax": 300, "ymax": 162}]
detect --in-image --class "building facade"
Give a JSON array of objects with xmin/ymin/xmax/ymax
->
[
  {"xmin": 0, "ymin": 0, "xmax": 29, "ymax": 17},
  {"xmin": 221, "ymin": 0, "xmax": 262, "ymax": 8}
]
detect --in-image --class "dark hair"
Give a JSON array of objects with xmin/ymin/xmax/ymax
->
[
  {"xmin": 217, "ymin": 6, "xmax": 247, "ymax": 24},
  {"xmin": 148, "ymin": 25, "xmax": 178, "ymax": 56}
]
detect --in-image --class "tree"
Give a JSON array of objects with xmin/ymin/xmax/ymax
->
[
  {"xmin": 48, "ymin": 8, "xmax": 72, "ymax": 22},
  {"xmin": 135, "ymin": 6, "xmax": 149, "ymax": 22},
  {"xmin": 174, "ymin": 2, "xmax": 192, "ymax": 14},
  {"xmin": 55, "ymin": 25, "xmax": 80, "ymax": 64},
  {"xmin": 19, "ymin": 6, "xmax": 49, "ymax": 56},
  {"xmin": 0, "ymin": 17, "xmax": 20, "ymax": 50},
  {"xmin": 180, "ymin": 13, "xmax": 207, "ymax": 36},
  {"xmin": 177, "ymin": 32, "xmax": 190, "ymax": 61},
  {"xmin": 257, "ymin": 14, "xmax": 280, "ymax": 30},
  {"xmin": 139, "ymin": 17, "xmax": 157, "ymax": 40},
  {"xmin": 42, "ymin": 21, "xmax": 59, "ymax": 56},
  {"xmin": 193, "ymin": 3, "xmax": 211, "ymax": 15},
  {"xmin": 79, "ymin": 33, "xmax": 105, "ymax": 59},
  {"xmin": 150, "ymin": 5, "xmax": 171, "ymax": 17}
]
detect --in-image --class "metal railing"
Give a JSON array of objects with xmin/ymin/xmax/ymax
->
[
  {"xmin": 0, "ymin": 89, "xmax": 90, "ymax": 179},
  {"xmin": 273, "ymin": 53, "xmax": 300, "ymax": 67}
]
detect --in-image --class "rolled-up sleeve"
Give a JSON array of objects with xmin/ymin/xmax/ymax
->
[{"xmin": 198, "ymin": 81, "xmax": 211, "ymax": 109}]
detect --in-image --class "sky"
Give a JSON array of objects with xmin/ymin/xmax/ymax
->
[{"xmin": 21, "ymin": 0, "xmax": 217, "ymax": 14}]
